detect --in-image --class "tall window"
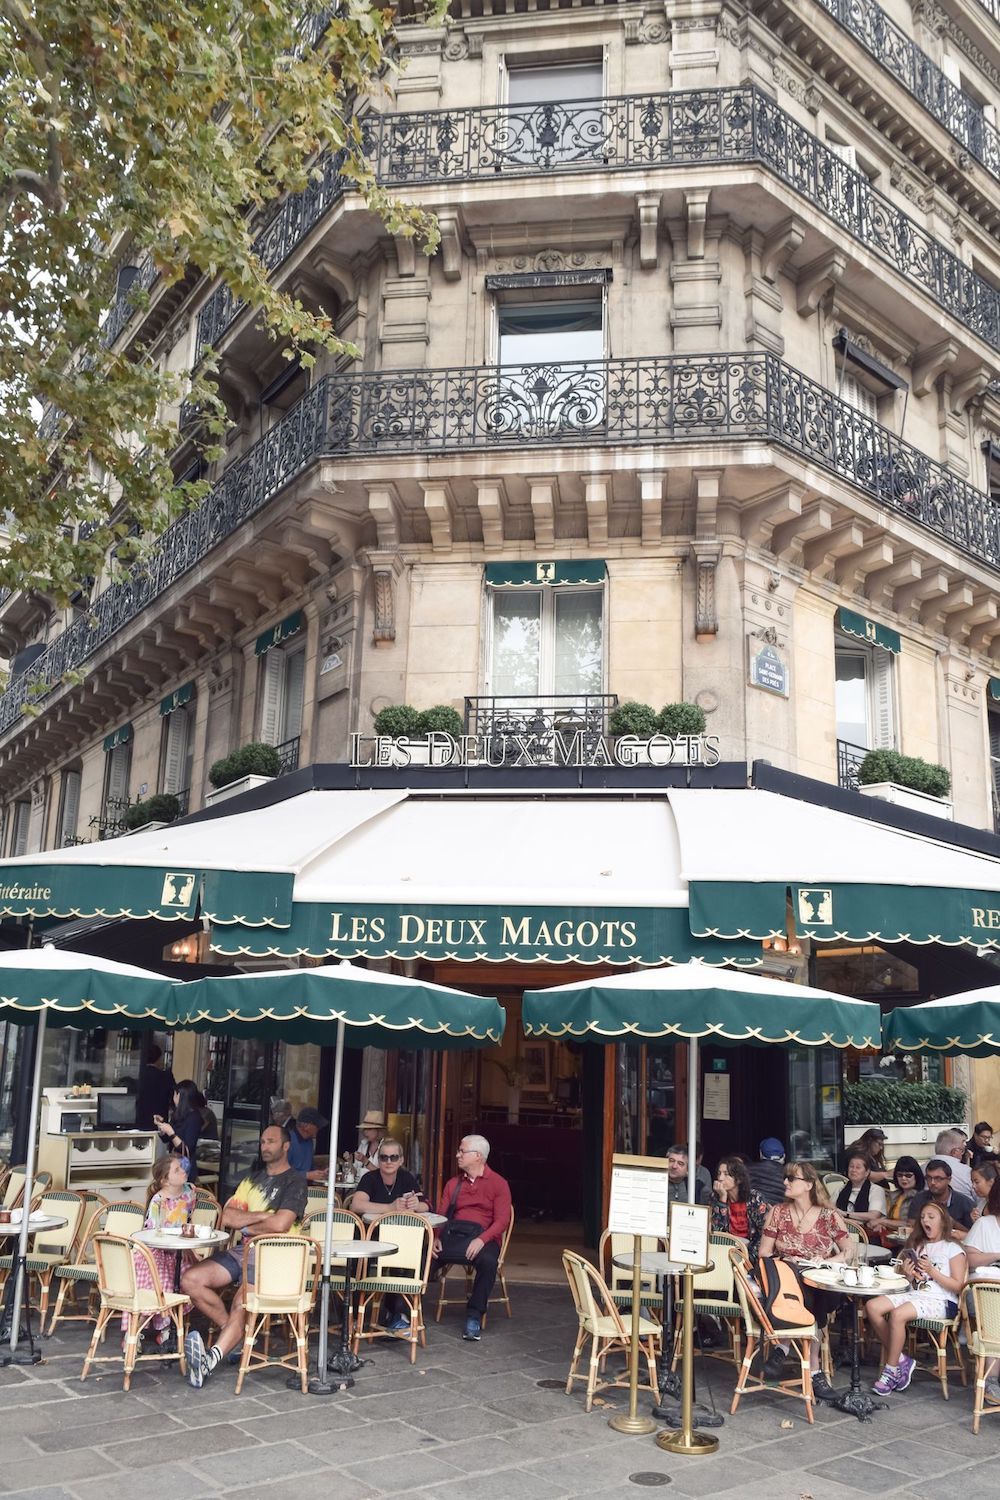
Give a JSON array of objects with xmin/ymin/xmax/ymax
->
[
  {"xmin": 9, "ymin": 800, "xmax": 30, "ymax": 856},
  {"xmin": 56, "ymin": 769, "xmax": 81, "ymax": 847},
  {"xmin": 488, "ymin": 587, "xmax": 603, "ymax": 699},
  {"xmin": 498, "ymin": 299, "xmax": 604, "ymax": 368},
  {"xmin": 835, "ymin": 636, "xmax": 894, "ymax": 787},
  {"xmin": 496, "ymin": 295, "xmax": 606, "ymax": 437},
  {"xmin": 990, "ymin": 708, "xmax": 1000, "ymax": 834},
  {"xmin": 505, "ymin": 59, "xmax": 604, "ymax": 107},
  {"xmin": 103, "ymin": 741, "xmax": 132, "ymax": 828},
  {"xmin": 503, "ymin": 58, "xmax": 605, "ymax": 168},
  {"xmin": 841, "ymin": 373, "xmax": 879, "ymax": 422},
  {"xmin": 259, "ymin": 644, "xmax": 305, "ymax": 751},
  {"xmin": 160, "ymin": 705, "xmax": 194, "ymax": 803}
]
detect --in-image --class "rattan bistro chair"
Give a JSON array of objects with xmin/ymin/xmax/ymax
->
[
  {"xmin": 354, "ymin": 1213, "xmax": 433, "ymax": 1364},
  {"xmin": 904, "ymin": 1302, "xmax": 967, "ymax": 1399},
  {"xmin": 235, "ymin": 1235, "xmax": 317, "ymax": 1394},
  {"xmin": 302, "ymin": 1208, "xmax": 363, "ymax": 1326},
  {"xmin": 435, "ymin": 1207, "xmax": 515, "ymax": 1326},
  {"xmin": 81, "ymin": 1234, "xmax": 187, "ymax": 1390},
  {"xmin": 969, "ymin": 1280, "xmax": 1000, "ymax": 1433},
  {"xmin": 0, "ymin": 1190, "xmax": 84, "ymax": 1329},
  {"xmin": 673, "ymin": 1233, "xmax": 745, "ymax": 1373},
  {"xmin": 2, "ymin": 1166, "xmax": 26, "ymax": 1211},
  {"xmin": 597, "ymin": 1229, "xmax": 662, "ymax": 1319},
  {"xmin": 48, "ymin": 1200, "xmax": 145, "ymax": 1336},
  {"xmin": 730, "ymin": 1248, "xmax": 816, "ymax": 1424},
  {"xmin": 562, "ymin": 1250, "xmax": 660, "ymax": 1413}
]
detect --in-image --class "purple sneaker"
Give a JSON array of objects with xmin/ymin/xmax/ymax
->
[
  {"xmin": 872, "ymin": 1364, "xmax": 900, "ymax": 1395},
  {"xmin": 895, "ymin": 1353, "xmax": 916, "ymax": 1391}
]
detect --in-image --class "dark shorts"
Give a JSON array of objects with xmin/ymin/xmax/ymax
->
[{"xmin": 207, "ymin": 1248, "xmax": 253, "ymax": 1286}]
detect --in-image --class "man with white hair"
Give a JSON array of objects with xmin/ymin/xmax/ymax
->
[
  {"xmin": 434, "ymin": 1134, "xmax": 512, "ymax": 1342},
  {"xmin": 935, "ymin": 1128, "xmax": 974, "ymax": 1200}
]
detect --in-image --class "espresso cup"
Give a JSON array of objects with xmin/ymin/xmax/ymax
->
[
  {"xmin": 841, "ymin": 1266, "xmax": 858, "ymax": 1287},
  {"xmin": 857, "ymin": 1266, "xmax": 876, "ymax": 1288}
]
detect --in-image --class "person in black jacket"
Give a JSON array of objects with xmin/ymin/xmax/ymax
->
[
  {"xmin": 136, "ymin": 1044, "xmax": 176, "ymax": 1131},
  {"xmin": 155, "ymin": 1078, "xmax": 205, "ymax": 1184},
  {"xmin": 748, "ymin": 1137, "xmax": 787, "ymax": 1205}
]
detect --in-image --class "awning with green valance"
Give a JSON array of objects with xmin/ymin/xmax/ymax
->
[
  {"xmin": 159, "ymin": 682, "xmax": 194, "ymax": 717},
  {"xmin": 989, "ymin": 677, "xmax": 1000, "ymax": 703},
  {"xmin": 255, "ymin": 610, "xmax": 303, "ymax": 656},
  {"xmin": 484, "ymin": 560, "xmax": 606, "ymax": 588},
  {"xmin": 102, "ymin": 723, "xmax": 132, "ymax": 752},
  {"xmin": 836, "ymin": 607, "xmax": 901, "ymax": 654}
]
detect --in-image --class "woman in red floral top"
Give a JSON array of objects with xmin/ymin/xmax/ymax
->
[{"xmin": 758, "ymin": 1162, "xmax": 849, "ymax": 1402}]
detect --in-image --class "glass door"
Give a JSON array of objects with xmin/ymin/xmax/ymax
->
[{"xmin": 219, "ymin": 1038, "xmax": 281, "ymax": 1197}]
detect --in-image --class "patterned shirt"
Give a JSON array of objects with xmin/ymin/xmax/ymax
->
[
  {"xmin": 228, "ymin": 1166, "xmax": 308, "ymax": 1234},
  {"xmin": 764, "ymin": 1203, "xmax": 849, "ymax": 1260}
]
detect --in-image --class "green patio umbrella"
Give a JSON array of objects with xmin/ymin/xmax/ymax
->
[
  {"xmin": 0, "ymin": 946, "xmax": 182, "ymax": 1363},
  {"xmin": 179, "ymin": 960, "xmax": 503, "ymax": 1394},
  {"xmin": 883, "ymin": 984, "xmax": 1000, "ymax": 1057},
  {"xmin": 523, "ymin": 961, "xmax": 881, "ymax": 1450}
]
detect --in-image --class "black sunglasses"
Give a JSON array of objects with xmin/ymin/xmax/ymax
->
[{"xmin": 379, "ymin": 1153, "xmax": 402, "ymax": 1162}]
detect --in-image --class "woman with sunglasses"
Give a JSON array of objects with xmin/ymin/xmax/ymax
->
[{"xmin": 351, "ymin": 1138, "xmax": 429, "ymax": 1335}]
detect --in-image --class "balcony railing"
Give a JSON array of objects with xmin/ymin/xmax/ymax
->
[
  {"xmin": 464, "ymin": 695, "xmax": 618, "ymax": 766},
  {"xmin": 102, "ymin": 257, "xmax": 160, "ymax": 349},
  {"xmin": 195, "ymin": 86, "xmax": 1000, "ymax": 357},
  {"xmin": 837, "ymin": 737, "xmax": 868, "ymax": 790},
  {"xmin": 275, "ymin": 736, "xmax": 300, "ymax": 775},
  {"xmin": 813, "ymin": 0, "xmax": 1000, "ymax": 180},
  {"xmin": 89, "ymin": 796, "xmax": 133, "ymax": 841},
  {"xmin": 3, "ymin": 350, "xmax": 999, "ymax": 737}
]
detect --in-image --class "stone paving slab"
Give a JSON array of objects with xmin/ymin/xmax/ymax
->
[{"xmin": 0, "ymin": 1285, "xmax": 994, "ymax": 1499}]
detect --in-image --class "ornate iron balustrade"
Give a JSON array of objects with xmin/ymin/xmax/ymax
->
[
  {"xmin": 813, "ymin": 0, "xmax": 1000, "ymax": 179},
  {"xmin": 194, "ymin": 86, "xmax": 1000, "ymax": 360},
  {"xmin": 3, "ymin": 350, "xmax": 1000, "ymax": 738},
  {"xmin": 275, "ymin": 736, "xmax": 300, "ymax": 775},
  {"xmin": 90, "ymin": 796, "xmax": 133, "ymax": 841},
  {"xmin": 464, "ymin": 695, "xmax": 618, "ymax": 766},
  {"xmin": 837, "ymin": 737, "xmax": 868, "ymax": 790},
  {"xmin": 102, "ymin": 257, "xmax": 159, "ymax": 348}
]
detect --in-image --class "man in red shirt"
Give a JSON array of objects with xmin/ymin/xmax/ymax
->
[{"xmin": 435, "ymin": 1134, "xmax": 512, "ymax": 1342}]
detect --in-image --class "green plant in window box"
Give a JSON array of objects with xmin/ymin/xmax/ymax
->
[
  {"xmin": 208, "ymin": 741, "xmax": 281, "ymax": 789},
  {"xmin": 657, "ymin": 702, "xmax": 707, "ymax": 736},
  {"xmin": 124, "ymin": 793, "xmax": 180, "ymax": 831},
  {"xmin": 416, "ymin": 705, "xmax": 464, "ymax": 739},
  {"xmin": 857, "ymin": 749, "xmax": 951, "ymax": 798},
  {"xmin": 373, "ymin": 704, "xmax": 423, "ymax": 739},
  {"xmin": 843, "ymin": 1079, "xmax": 966, "ymax": 1126},
  {"xmin": 608, "ymin": 701, "xmax": 658, "ymax": 738}
]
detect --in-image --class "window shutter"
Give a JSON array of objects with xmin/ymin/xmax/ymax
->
[
  {"xmin": 259, "ymin": 648, "xmax": 285, "ymax": 746},
  {"xmin": 940, "ymin": 54, "xmax": 963, "ymax": 88},
  {"xmin": 162, "ymin": 707, "xmax": 191, "ymax": 795},
  {"xmin": 105, "ymin": 743, "xmax": 131, "ymax": 809},
  {"xmin": 11, "ymin": 802, "xmax": 30, "ymax": 856},
  {"xmin": 58, "ymin": 770, "xmax": 81, "ymax": 846},
  {"xmin": 872, "ymin": 650, "xmax": 895, "ymax": 749},
  {"xmin": 842, "ymin": 374, "xmax": 879, "ymax": 420},
  {"xmin": 827, "ymin": 140, "xmax": 858, "ymax": 170},
  {"xmin": 26, "ymin": 788, "xmax": 46, "ymax": 853},
  {"xmin": 281, "ymin": 648, "xmax": 306, "ymax": 743}
]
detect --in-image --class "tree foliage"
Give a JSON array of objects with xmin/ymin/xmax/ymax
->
[{"xmin": 0, "ymin": 0, "xmax": 440, "ymax": 601}]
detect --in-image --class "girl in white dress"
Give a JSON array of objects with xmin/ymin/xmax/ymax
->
[{"xmin": 864, "ymin": 1201, "xmax": 966, "ymax": 1395}]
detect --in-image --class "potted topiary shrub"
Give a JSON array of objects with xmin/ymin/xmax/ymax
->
[
  {"xmin": 373, "ymin": 705, "xmax": 423, "ymax": 739},
  {"xmin": 123, "ymin": 793, "xmax": 181, "ymax": 833},
  {"xmin": 657, "ymin": 702, "xmax": 707, "ymax": 736},
  {"xmin": 416, "ymin": 705, "xmax": 464, "ymax": 739},
  {"xmin": 857, "ymin": 749, "xmax": 952, "ymax": 820},
  {"xmin": 607, "ymin": 701, "xmax": 658, "ymax": 765},
  {"xmin": 205, "ymin": 741, "xmax": 282, "ymax": 806}
]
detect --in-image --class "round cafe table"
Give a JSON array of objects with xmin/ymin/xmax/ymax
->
[
  {"xmin": 362, "ymin": 1211, "xmax": 448, "ymax": 1227},
  {"xmin": 326, "ymin": 1239, "xmax": 398, "ymax": 1388},
  {"xmin": 802, "ymin": 1265, "xmax": 908, "ymax": 1421},
  {"xmin": 131, "ymin": 1227, "xmax": 230, "ymax": 1292},
  {"xmin": 0, "ymin": 1215, "xmax": 68, "ymax": 1364}
]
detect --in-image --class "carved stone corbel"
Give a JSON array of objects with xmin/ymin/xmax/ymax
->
[
  {"xmin": 395, "ymin": 235, "xmax": 416, "ymax": 277},
  {"xmin": 636, "ymin": 194, "xmax": 661, "ymax": 269},
  {"xmin": 912, "ymin": 337, "xmax": 959, "ymax": 397},
  {"xmin": 366, "ymin": 485, "xmax": 402, "ymax": 549},
  {"xmin": 761, "ymin": 215, "xmax": 805, "ymax": 284},
  {"xmin": 685, "ymin": 190, "xmax": 710, "ymax": 261},
  {"xmin": 436, "ymin": 209, "xmax": 463, "ymax": 281},
  {"xmin": 950, "ymin": 364, "xmax": 992, "ymax": 413},
  {"xmin": 691, "ymin": 542, "xmax": 722, "ymax": 640},
  {"xmin": 366, "ymin": 551, "xmax": 404, "ymax": 648},
  {"xmin": 796, "ymin": 249, "xmax": 846, "ymax": 316}
]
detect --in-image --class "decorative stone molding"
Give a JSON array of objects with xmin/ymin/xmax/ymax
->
[
  {"xmin": 685, "ymin": 190, "xmax": 710, "ymax": 260},
  {"xmin": 796, "ymin": 250, "xmax": 846, "ymax": 316},
  {"xmin": 443, "ymin": 33, "xmax": 469, "ymax": 61},
  {"xmin": 692, "ymin": 543, "xmax": 722, "ymax": 640},
  {"xmin": 761, "ymin": 215, "xmax": 805, "ymax": 284},
  {"xmin": 437, "ymin": 209, "xmax": 463, "ymax": 281},
  {"xmin": 913, "ymin": 337, "xmax": 959, "ymax": 397},
  {"xmin": 367, "ymin": 552, "xmax": 404, "ymax": 648},
  {"xmin": 889, "ymin": 161, "xmax": 934, "ymax": 212},
  {"xmin": 624, "ymin": 15, "xmax": 669, "ymax": 44},
  {"xmin": 636, "ymin": 194, "xmax": 661, "ymax": 270},
  {"xmin": 487, "ymin": 249, "xmax": 608, "ymax": 275},
  {"xmin": 366, "ymin": 485, "xmax": 402, "ymax": 550}
]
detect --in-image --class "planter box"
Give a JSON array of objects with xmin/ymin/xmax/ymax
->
[
  {"xmin": 121, "ymin": 820, "xmax": 170, "ymax": 837},
  {"xmin": 858, "ymin": 781, "xmax": 953, "ymax": 820},
  {"xmin": 848, "ymin": 1120, "xmax": 969, "ymax": 1161},
  {"xmin": 204, "ymin": 774, "xmax": 275, "ymax": 807}
]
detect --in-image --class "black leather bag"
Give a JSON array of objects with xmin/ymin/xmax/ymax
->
[{"xmin": 437, "ymin": 1218, "xmax": 483, "ymax": 1259}]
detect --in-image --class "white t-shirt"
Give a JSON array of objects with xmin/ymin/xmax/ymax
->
[
  {"xmin": 964, "ymin": 1214, "xmax": 1000, "ymax": 1280},
  {"xmin": 917, "ymin": 1237, "xmax": 965, "ymax": 1282},
  {"xmin": 845, "ymin": 1182, "xmax": 887, "ymax": 1216}
]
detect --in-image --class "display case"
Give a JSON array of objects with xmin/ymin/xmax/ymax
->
[{"xmin": 36, "ymin": 1087, "xmax": 157, "ymax": 1200}]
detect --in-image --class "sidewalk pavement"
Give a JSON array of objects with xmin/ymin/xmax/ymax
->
[{"xmin": 0, "ymin": 1285, "xmax": 994, "ymax": 1500}]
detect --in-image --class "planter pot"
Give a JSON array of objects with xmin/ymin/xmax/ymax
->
[
  {"xmin": 122, "ymin": 820, "xmax": 170, "ymax": 837},
  {"xmin": 204, "ymin": 774, "xmax": 275, "ymax": 807},
  {"xmin": 848, "ymin": 1120, "xmax": 969, "ymax": 1159},
  {"xmin": 858, "ymin": 781, "xmax": 953, "ymax": 820}
]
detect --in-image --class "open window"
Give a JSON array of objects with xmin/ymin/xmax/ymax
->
[
  {"xmin": 56, "ymin": 768, "xmax": 81, "ymax": 847},
  {"xmin": 101, "ymin": 725, "xmax": 133, "ymax": 836},
  {"xmin": 159, "ymin": 701, "xmax": 194, "ymax": 810},
  {"xmin": 501, "ymin": 57, "xmax": 606, "ymax": 168},
  {"xmin": 835, "ymin": 620, "xmax": 896, "ymax": 789},
  {"xmin": 259, "ymin": 644, "xmax": 305, "ymax": 771},
  {"xmin": 492, "ymin": 285, "xmax": 607, "ymax": 438}
]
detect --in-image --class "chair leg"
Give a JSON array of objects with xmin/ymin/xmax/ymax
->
[
  {"xmin": 953, "ymin": 1329, "xmax": 967, "ymax": 1387},
  {"xmin": 585, "ymin": 1341, "xmax": 600, "ymax": 1413},
  {"xmin": 732, "ymin": 1334, "xmax": 756, "ymax": 1413},
  {"xmin": 408, "ymin": 1304, "xmax": 418, "ymax": 1365},
  {"xmin": 49, "ymin": 1278, "xmax": 71, "ymax": 1337},
  {"xmin": 81, "ymin": 1305, "xmax": 111, "ymax": 1381},
  {"xmin": 566, "ymin": 1326, "xmax": 585, "ymax": 1394},
  {"xmin": 236, "ymin": 1312, "xmax": 260, "ymax": 1395},
  {"xmin": 296, "ymin": 1311, "xmax": 308, "ymax": 1393},
  {"xmin": 973, "ymin": 1355, "xmax": 984, "ymax": 1435},
  {"xmin": 123, "ymin": 1313, "xmax": 140, "ymax": 1391},
  {"xmin": 799, "ymin": 1344, "xmax": 815, "ymax": 1425},
  {"xmin": 936, "ymin": 1335, "xmax": 948, "ymax": 1401}
]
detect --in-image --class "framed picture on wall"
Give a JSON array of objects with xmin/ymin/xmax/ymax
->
[{"xmin": 520, "ymin": 1042, "xmax": 551, "ymax": 1096}]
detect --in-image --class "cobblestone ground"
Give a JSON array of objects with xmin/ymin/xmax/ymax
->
[{"xmin": 0, "ymin": 1286, "xmax": 995, "ymax": 1500}]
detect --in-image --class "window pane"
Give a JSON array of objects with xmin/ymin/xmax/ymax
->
[
  {"xmin": 553, "ymin": 590, "xmax": 603, "ymax": 695},
  {"xmin": 507, "ymin": 61, "xmax": 603, "ymax": 105},
  {"xmin": 835, "ymin": 650, "xmax": 868, "ymax": 746},
  {"xmin": 492, "ymin": 592, "xmax": 541, "ymax": 695},
  {"xmin": 498, "ymin": 300, "xmax": 603, "ymax": 366}
]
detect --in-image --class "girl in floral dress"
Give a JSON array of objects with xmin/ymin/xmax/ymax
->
[{"xmin": 123, "ymin": 1155, "xmax": 195, "ymax": 1343}]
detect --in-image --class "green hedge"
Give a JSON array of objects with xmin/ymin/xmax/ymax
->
[
  {"xmin": 124, "ymin": 793, "xmax": 180, "ymax": 831},
  {"xmin": 608, "ymin": 701, "xmax": 659, "ymax": 737},
  {"xmin": 373, "ymin": 704, "xmax": 464, "ymax": 739},
  {"xmin": 857, "ymin": 749, "xmax": 951, "ymax": 798},
  {"xmin": 208, "ymin": 742, "xmax": 281, "ymax": 789},
  {"xmin": 843, "ymin": 1079, "xmax": 967, "ymax": 1126},
  {"xmin": 658, "ymin": 702, "xmax": 707, "ymax": 735}
]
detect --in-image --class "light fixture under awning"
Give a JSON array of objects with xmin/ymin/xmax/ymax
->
[{"xmin": 673, "ymin": 788, "xmax": 1000, "ymax": 949}]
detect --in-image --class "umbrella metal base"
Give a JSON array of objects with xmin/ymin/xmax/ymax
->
[
  {"xmin": 655, "ymin": 1428, "xmax": 720, "ymax": 1456},
  {"xmin": 652, "ymin": 1401, "xmax": 724, "ymax": 1428},
  {"xmin": 833, "ymin": 1387, "xmax": 887, "ymax": 1422},
  {"xmin": 608, "ymin": 1412, "xmax": 657, "ymax": 1435}
]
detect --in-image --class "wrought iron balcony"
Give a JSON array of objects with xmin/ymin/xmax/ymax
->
[
  {"xmin": 464, "ymin": 696, "xmax": 618, "ymax": 766},
  {"xmin": 90, "ymin": 796, "xmax": 133, "ymax": 841},
  {"xmin": 837, "ymin": 737, "xmax": 868, "ymax": 790},
  {"xmin": 812, "ymin": 0, "xmax": 1000, "ymax": 179},
  {"xmin": 2, "ymin": 350, "xmax": 999, "ymax": 738},
  {"xmin": 275, "ymin": 736, "xmax": 301, "ymax": 776},
  {"xmin": 101, "ymin": 256, "xmax": 159, "ymax": 348},
  {"xmin": 194, "ymin": 85, "xmax": 1000, "ymax": 358}
]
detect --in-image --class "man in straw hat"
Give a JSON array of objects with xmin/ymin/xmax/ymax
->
[{"xmin": 356, "ymin": 1109, "xmax": 386, "ymax": 1172}]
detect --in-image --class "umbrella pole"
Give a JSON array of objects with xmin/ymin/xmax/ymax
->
[
  {"xmin": 308, "ymin": 1017, "xmax": 348, "ymax": 1395},
  {"xmin": 656, "ymin": 1033, "xmax": 720, "ymax": 1456},
  {"xmin": 4, "ymin": 1003, "xmax": 47, "ymax": 1365}
]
